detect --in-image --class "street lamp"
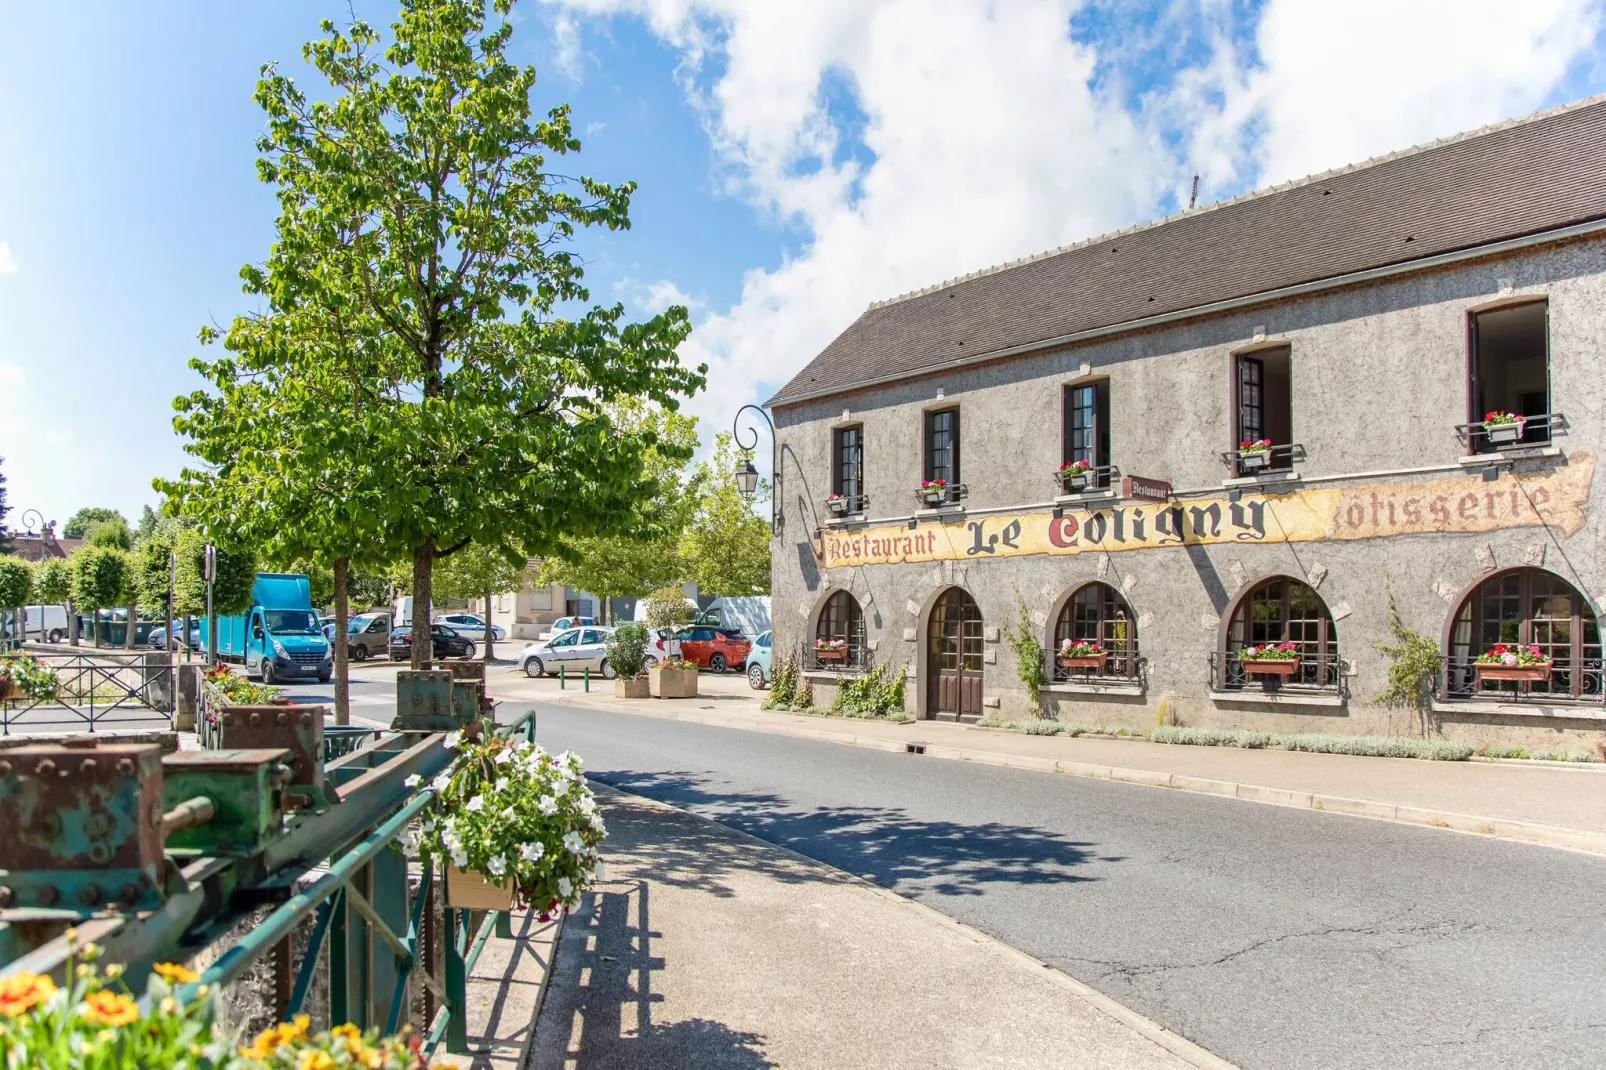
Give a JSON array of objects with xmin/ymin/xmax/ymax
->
[{"xmin": 732, "ymin": 404, "xmax": 781, "ymax": 537}]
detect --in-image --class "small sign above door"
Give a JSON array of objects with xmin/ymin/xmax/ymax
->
[{"xmin": 1122, "ymin": 475, "xmax": 1172, "ymax": 502}]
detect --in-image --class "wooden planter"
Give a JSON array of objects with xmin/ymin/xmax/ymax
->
[
  {"xmin": 0, "ymin": 679, "xmax": 18, "ymax": 702},
  {"xmin": 813, "ymin": 647, "xmax": 848, "ymax": 662},
  {"xmin": 446, "ymin": 865, "xmax": 513, "ymax": 910},
  {"xmin": 649, "ymin": 665, "xmax": 698, "ymax": 699},
  {"xmin": 1238, "ymin": 451, "xmax": 1271, "ymax": 470},
  {"xmin": 1240, "ymin": 658, "xmax": 1300, "ymax": 677},
  {"xmin": 614, "ymin": 677, "xmax": 650, "ymax": 699},
  {"xmin": 1473, "ymin": 659, "xmax": 1551, "ymax": 683},
  {"xmin": 1057, "ymin": 653, "xmax": 1106, "ymax": 671},
  {"xmin": 1484, "ymin": 421, "xmax": 1524, "ymax": 445}
]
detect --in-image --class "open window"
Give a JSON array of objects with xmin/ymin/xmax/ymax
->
[
  {"xmin": 1469, "ymin": 300, "xmax": 1551, "ymax": 451},
  {"xmin": 1233, "ymin": 347, "xmax": 1293, "ymax": 474},
  {"xmin": 831, "ymin": 425, "xmax": 865, "ymax": 512},
  {"xmin": 1062, "ymin": 380, "xmax": 1112, "ymax": 489}
]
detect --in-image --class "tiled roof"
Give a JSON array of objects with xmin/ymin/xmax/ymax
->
[{"xmin": 769, "ymin": 95, "xmax": 1606, "ymax": 407}]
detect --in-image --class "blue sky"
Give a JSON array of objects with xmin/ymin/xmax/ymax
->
[{"xmin": 3, "ymin": 0, "xmax": 1604, "ymax": 531}]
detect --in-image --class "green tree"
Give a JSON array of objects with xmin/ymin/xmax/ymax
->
[
  {"xmin": 679, "ymin": 433, "xmax": 771, "ymax": 596},
  {"xmin": 0, "ymin": 456, "xmax": 12, "ymax": 556},
  {"xmin": 643, "ymin": 586, "xmax": 693, "ymax": 631},
  {"xmin": 70, "ymin": 547, "xmax": 128, "ymax": 647},
  {"xmin": 0, "ymin": 557, "xmax": 31, "ymax": 643},
  {"xmin": 134, "ymin": 505, "xmax": 161, "ymax": 544},
  {"xmin": 432, "ymin": 543, "xmax": 524, "ymax": 659},
  {"xmin": 63, "ymin": 508, "xmax": 126, "ymax": 540},
  {"xmin": 83, "ymin": 520, "xmax": 136, "ymax": 646},
  {"xmin": 33, "ymin": 557, "xmax": 74, "ymax": 644},
  {"xmin": 164, "ymin": 1, "xmax": 703, "ymax": 673}
]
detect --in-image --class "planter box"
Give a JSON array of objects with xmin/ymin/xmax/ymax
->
[
  {"xmin": 917, "ymin": 487, "xmax": 950, "ymax": 507},
  {"xmin": 446, "ymin": 865, "xmax": 513, "ymax": 910},
  {"xmin": 615, "ymin": 677, "xmax": 650, "ymax": 698},
  {"xmin": 1484, "ymin": 421, "xmax": 1524, "ymax": 445},
  {"xmin": 1473, "ymin": 659, "xmax": 1551, "ymax": 682},
  {"xmin": 813, "ymin": 647, "xmax": 848, "ymax": 661},
  {"xmin": 825, "ymin": 498, "xmax": 850, "ymax": 515},
  {"xmin": 1060, "ymin": 472, "xmax": 1091, "ymax": 493},
  {"xmin": 1240, "ymin": 658, "xmax": 1300, "ymax": 676},
  {"xmin": 0, "ymin": 680, "xmax": 18, "ymax": 702},
  {"xmin": 1237, "ymin": 450, "xmax": 1271, "ymax": 470},
  {"xmin": 649, "ymin": 666, "xmax": 698, "ymax": 699},
  {"xmin": 1057, "ymin": 653, "xmax": 1106, "ymax": 671}
]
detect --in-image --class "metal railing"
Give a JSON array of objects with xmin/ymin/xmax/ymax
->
[
  {"xmin": 915, "ymin": 483, "xmax": 968, "ymax": 508},
  {"xmin": 804, "ymin": 642, "xmax": 870, "ymax": 673},
  {"xmin": 1436, "ymin": 654, "xmax": 1604, "ymax": 706},
  {"xmin": 1454, "ymin": 412, "xmax": 1568, "ymax": 453},
  {"xmin": 1049, "ymin": 648, "xmax": 1143, "ymax": 684},
  {"xmin": 1218, "ymin": 442, "xmax": 1306, "ymax": 477},
  {"xmin": 1055, "ymin": 464, "xmax": 1120, "ymax": 496},
  {"xmin": 1210, "ymin": 649, "xmax": 1345, "ymax": 697},
  {"xmin": 0, "ymin": 650, "xmax": 173, "ymax": 734},
  {"xmin": 824, "ymin": 493, "xmax": 871, "ymax": 517}
]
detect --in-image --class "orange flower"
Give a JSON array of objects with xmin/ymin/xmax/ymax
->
[
  {"xmin": 80, "ymin": 990, "xmax": 138, "ymax": 1026},
  {"xmin": 332, "ymin": 1022, "xmax": 363, "ymax": 1053},
  {"xmin": 0, "ymin": 972, "xmax": 57, "ymax": 1016},
  {"xmin": 297, "ymin": 1050, "xmax": 336, "ymax": 1070},
  {"xmin": 152, "ymin": 962, "xmax": 199, "ymax": 985}
]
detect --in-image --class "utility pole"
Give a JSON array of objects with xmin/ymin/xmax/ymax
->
[{"xmin": 203, "ymin": 543, "xmax": 217, "ymax": 667}]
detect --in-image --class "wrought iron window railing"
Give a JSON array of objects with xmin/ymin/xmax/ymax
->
[
  {"xmin": 1049, "ymin": 647, "xmax": 1142, "ymax": 684},
  {"xmin": 805, "ymin": 642, "xmax": 871, "ymax": 673},
  {"xmin": 1210, "ymin": 649, "xmax": 1345, "ymax": 696},
  {"xmin": 1436, "ymin": 654, "xmax": 1604, "ymax": 706},
  {"xmin": 1055, "ymin": 464, "xmax": 1120, "ymax": 495},
  {"xmin": 1455, "ymin": 413, "xmax": 1568, "ymax": 454},
  {"xmin": 915, "ymin": 483, "xmax": 968, "ymax": 508},
  {"xmin": 1218, "ymin": 442, "xmax": 1306, "ymax": 477},
  {"xmin": 824, "ymin": 493, "xmax": 871, "ymax": 517}
]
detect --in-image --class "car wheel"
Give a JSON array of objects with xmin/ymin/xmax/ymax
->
[
  {"xmin": 709, "ymin": 653, "xmax": 727, "ymax": 674},
  {"xmin": 48, "ymin": 629, "xmax": 64, "ymax": 643},
  {"xmin": 524, "ymin": 657, "xmax": 544, "ymax": 679},
  {"xmin": 463, "ymin": 642, "xmax": 476, "ymax": 660},
  {"xmin": 747, "ymin": 663, "xmax": 767, "ymax": 689},
  {"xmin": 318, "ymin": 670, "xmax": 331, "ymax": 684},
  {"xmin": 600, "ymin": 659, "xmax": 617, "ymax": 680},
  {"xmin": 350, "ymin": 644, "xmax": 368, "ymax": 662},
  {"xmin": 262, "ymin": 661, "xmax": 277, "ymax": 686}
]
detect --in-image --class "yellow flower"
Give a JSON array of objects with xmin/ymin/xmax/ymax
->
[
  {"xmin": 159, "ymin": 997, "xmax": 177, "ymax": 1016},
  {"xmin": 289, "ymin": 1013, "xmax": 310, "ymax": 1039},
  {"xmin": 242, "ymin": 1024, "xmax": 288, "ymax": 1058},
  {"xmin": 0, "ymin": 972, "xmax": 57, "ymax": 1017},
  {"xmin": 152, "ymin": 962, "xmax": 198, "ymax": 985},
  {"xmin": 332, "ymin": 1022, "xmax": 363, "ymax": 1053},
  {"xmin": 297, "ymin": 1050, "xmax": 336, "ymax": 1070},
  {"xmin": 79, "ymin": 990, "xmax": 138, "ymax": 1027}
]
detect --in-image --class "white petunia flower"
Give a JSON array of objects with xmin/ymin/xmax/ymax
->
[
  {"xmin": 431, "ymin": 772, "xmax": 452, "ymax": 793},
  {"xmin": 450, "ymin": 844, "xmax": 468, "ymax": 868},
  {"xmin": 494, "ymin": 748, "xmax": 513, "ymax": 766},
  {"xmin": 501, "ymin": 805, "xmax": 517, "ymax": 822},
  {"xmin": 404, "ymin": 774, "xmax": 422, "ymax": 788},
  {"xmin": 589, "ymin": 813, "xmax": 606, "ymax": 834},
  {"xmin": 466, "ymin": 794, "xmax": 485, "ymax": 813},
  {"xmin": 563, "ymin": 831, "xmax": 585, "ymax": 854},
  {"xmin": 537, "ymin": 795, "xmax": 557, "ymax": 815},
  {"xmin": 519, "ymin": 842, "xmax": 544, "ymax": 863},
  {"xmin": 557, "ymin": 876, "xmax": 573, "ymax": 899},
  {"xmin": 420, "ymin": 817, "xmax": 436, "ymax": 834},
  {"xmin": 487, "ymin": 855, "xmax": 507, "ymax": 877},
  {"xmin": 444, "ymin": 730, "xmax": 462, "ymax": 750}
]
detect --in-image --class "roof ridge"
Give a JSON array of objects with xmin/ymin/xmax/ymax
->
[{"xmin": 866, "ymin": 92, "xmax": 1606, "ymax": 311}]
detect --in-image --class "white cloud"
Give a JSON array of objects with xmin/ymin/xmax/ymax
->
[
  {"xmin": 552, "ymin": 11, "xmax": 585, "ymax": 81},
  {"xmin": 0, "ymin": 243, "xmax": 15, "ymax": 275},
  {"xmin": 546, "ymin": 0, "xmax": 1599, "ymax": 467}
]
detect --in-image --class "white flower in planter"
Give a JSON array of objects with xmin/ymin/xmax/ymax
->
[
  {"xmin": 589, "ymin": 813, "xmax": 607, "ymax": 834},
  {"xmin": 557, "ymin": 876, "xmax": 573, "ymax": 899},
  {"xmin": 405, "ymin": 774, "xmax": 422, "ymax": 788},
  {"xmin": 563, "ymin": 831, "xmax": 585, "ymax": 854},
  {"xmin": 487, "ymin": 855, "xmax": 507, "ymax": 877},
  {"xmin": 445, "ymin": 730, "xmax": 463, "ymax": 750},
  {"xmin": 520, "ymin": 841, "xmax": 545, "ymax": 863},
  {"xmin": 431, "ymin": 771, "xmax": 452, "ymax": 793},
  {"xmin": 466, "ymin": 794, "xmax": 485, "ymax": 813},
  {"xmin": 494, "ymin": 749, "xmax": 514, "ymax": 766},
  {"xmin": 537, "ymin": 794, "xmax": 558, "ymax": 815}
]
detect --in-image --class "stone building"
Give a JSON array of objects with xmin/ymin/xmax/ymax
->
[{"xmin": 765, "ymin": 97, "xmax": 1606, "ymax": 751}]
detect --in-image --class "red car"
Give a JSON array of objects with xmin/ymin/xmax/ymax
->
[{"xmin": 676, "ymin": 627, "xmax": 751, "ymax": 673}]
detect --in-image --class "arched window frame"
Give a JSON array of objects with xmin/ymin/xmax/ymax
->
[
  {"xmin": 1220, "ymin": 575, "xmax": 1341, "ymax": 692},
  {"xmin": 1445, "ymin": 568, "xmax": 1602, "ymax": 702},
  {"xmin": 812, "ymin": 590, "xmax": 866, "ymax": 671},
  {"xmin": 1050, "ymin": 582, "xmax": 1139, "ymax": 681}
]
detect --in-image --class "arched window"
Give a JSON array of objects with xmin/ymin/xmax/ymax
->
[
  {"xmin": 1223, "ymin": 577, "xmax": 1340, "ymax": 690},
  {"xmin": 813, "ymin": 590, "xmax": 865, "ymax": 669},
  {"xmin": 1447, "ymin": 569, "xmax": 1601, "ymax": 701},
  {"xmin": 1052, "ymin": 583, "xmax": 1137, "ymax": 680}
]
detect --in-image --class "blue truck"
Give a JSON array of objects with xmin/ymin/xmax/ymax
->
[{"xmin": 202, "ymin": 573, "xmax": 333, "ymax": 685}]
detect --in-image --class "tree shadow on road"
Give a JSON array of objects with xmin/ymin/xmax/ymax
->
[{"xmin": 588, "ymin": 769, "xmax": 1101, "ymax": 899}]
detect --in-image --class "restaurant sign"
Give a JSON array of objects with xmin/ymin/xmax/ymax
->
[{"xmin": 821, "ymin": 452, "xmax": 1594, "ymax": 569}]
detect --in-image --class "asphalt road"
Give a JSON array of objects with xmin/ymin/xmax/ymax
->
[{"xmin": 504, "ymin": 701, "xmax": 1606, "ymax": 1070}]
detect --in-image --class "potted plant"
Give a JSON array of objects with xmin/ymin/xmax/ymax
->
[
  {"xmin": 1237, "ymin": 438, "xmax": 1273, "ymax": 470},
  {"xmin": 605, "ymin": 622, "xmax": 652, "ymax": 698},
  {"xmin": 649, "ymin": 658, "xmax": 700, "ymax": 699},
  {"xmin": 1472, "ymin": 643, "xmax": 1551, "ymax": 682},
  {"xmin": 813, "ymin": 637, "xmax": 849, "ymax": 662},
  {"xmin": 917, "ymin": 478, "xmax": 949, "ymax": 506},
  {"xmin": 825, "ymin": 493, "xmax": 851, "ymax": 516},
  {"xmin": 1482, "ymin": 410, "xmax": 1525, "ymax": 446},
  {"xmin": 1056, "ymin": 639, "xmax": 1106, "ymax": 671},
  {"xmin": 1238, "ymin": 642, "xmax": 1301, "ymax": 675},
  {"xmin": 1059, "ymin": 459, "xmax": 1094, "ymax": 493},
  {"xmin": 0, "ymin": 652, "xmax": 57, "ymax": 703},
  {"xmin": 416, "ymin": 731, "xmax": 605, "ymax": 914}
]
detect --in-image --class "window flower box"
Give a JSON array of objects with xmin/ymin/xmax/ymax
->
[
  {"xmin": 1237, "ymin": 439, "xmax": 1273, "ymax": 470},
  {"xmin": 1472, "ymin": 643, "xmax": 1550, "ymax": 682},
  {"xmin": 1059, "ymin": 460, "xmax": 1094, "ymax": 493},
  {"xmin": 917, "ymin": 479, "xmax": 950, "ymax": 507},
  {"xmin": 825, "ymin": 494, "xmax": 851, "ymax": 515},
  {"xmin": 813, "ymin": 639, "xmax": 849, "ymax": 661},
  {"xmin": 1238, "ymin": 642, "xmax": 1300, "ymax": 675},
  {"xmin": 1482, "ymin": 411, "xmax": 1524, "ymax": 446},
  {"xmin": 1056, "ymin": 640, "xmax": 1106, "ymax": 670}
]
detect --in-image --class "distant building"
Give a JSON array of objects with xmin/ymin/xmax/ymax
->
[{"xmin": 9, "ymin": 524, "xmax": 82, "ymax": 563}]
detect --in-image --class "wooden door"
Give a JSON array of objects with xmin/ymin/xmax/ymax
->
[{"xmin": 927, "ymin": 589, "xmax": 984, "ymax": 719}]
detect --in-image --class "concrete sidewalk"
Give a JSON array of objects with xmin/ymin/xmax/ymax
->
[
  {"xmin": 491, "ymin": 673, "xmax": 1606, "ymax": 854},
  {"xmin": 532, "ymin": 784, "xmax": 1224, "ymax": 1070}
]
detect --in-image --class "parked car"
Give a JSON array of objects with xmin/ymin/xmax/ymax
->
[
  {"xmin": 643, "ymin": 628, "xmax": 681, "ymax": 668},
  {"xmin": 343, "ymin": 612, "xmax": 393, "ymax": 661},
  {"xmin": 148, "ymin": 620, "xmax": 192, "ymax": 651},
  {"xmin": 538, "ymin": 615, "xmax": 599, "ymax": 641},
  {"xmin": 745, "ymin": 630, "xmax": 773, "ymax": 689},
  {"xmin": 436, "ymin": 612, "xmax": 506, "ymax": 642},
  {"xmin": 676, "ymin": 626, "xmax": 751, "ymax": 673},
  {"xmin": 517, "ymin": 626, "xmax": 616, "ymax": 679},
  {"xmin": 23, "ymin": 605, "xmax": 70, "ymax": 643},
  {"xmin": 389, "ymin": 624, "xmax": 476, "ymax": 661}
]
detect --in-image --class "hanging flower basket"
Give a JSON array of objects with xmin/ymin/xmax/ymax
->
[
  {"xmin": 1472, "ymin": 644, "xmax": 1551, "ymax": 682},
  {"xmin": 1238, "ymin": 643, "xmax": 1300, "ymax": 675},
  {"xmin": 1482, "ymin": 411, "xmax": 1524, "ymax": 445}
]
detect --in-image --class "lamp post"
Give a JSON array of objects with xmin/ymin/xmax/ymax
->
[
  {"xmin": 20, "ymin": 510, "xmax": 43, "ymax": 643},
  {"xmin": 732, "ymin": 404, "xmax": 781, "ymax": 537}
]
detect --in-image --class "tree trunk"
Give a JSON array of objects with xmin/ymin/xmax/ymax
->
[
  {"xmin": 333, "ymin": 557, "xmax": 350, "ymax": 726},
  {"xmin": 123, "ymin": 603, "xmax": 137, "ymax": 650},
  {"xmin": 483, "ymin": 590, "xmax": 494, "ymax": 662},
  {"xmin": 410, "ymin": 542, "xmax": 433, "ymax": 670}
]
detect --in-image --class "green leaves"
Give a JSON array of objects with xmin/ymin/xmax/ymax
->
[
  {"xmin": 678, "ymin": 433, "xmax": 771, "ymax": 597},
  {"xmin": 69, "ymin": 547, "xmax": 128, "ymax": 612},
  {"xmin": 0, "ymin": 556, "xmax": 32, "ymax": 608}
]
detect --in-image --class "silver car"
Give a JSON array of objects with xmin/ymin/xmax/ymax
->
[{"xmin": 517, "ymin": 627, "xmax": 615, "ymax": 679}]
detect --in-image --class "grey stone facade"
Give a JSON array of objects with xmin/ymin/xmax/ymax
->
[{"xmin": 768, "ymin": 238, "xmax": 1606, "ymax": 750}]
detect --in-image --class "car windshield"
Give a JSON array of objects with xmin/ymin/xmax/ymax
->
[
  {"xmin": 348, "ymin": 617, "xmax": 375, "ymax": 633},
  {"xmin": 265, "ymin": 611, "xmax": 320, "ymax": 635}
]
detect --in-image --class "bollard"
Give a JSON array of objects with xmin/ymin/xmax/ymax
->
[
  {"xmin": 559, "ymin": 664, "xmax": 565, "ymax": 689},
  {"xmin": 583, "ymin": 666, "xmax": 590, "ymax": 692}
]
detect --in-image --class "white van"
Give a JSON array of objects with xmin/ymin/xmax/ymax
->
[{"xmin": 24, "ymin": 605, "xmax": 70, "ymax": 643}]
